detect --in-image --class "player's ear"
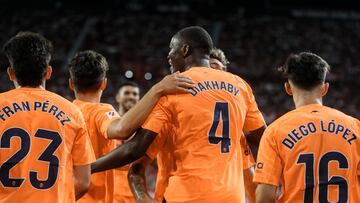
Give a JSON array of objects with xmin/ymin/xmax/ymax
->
[
  {"xmin": 69, "ymin": 78, "xmax": 75, "ymax": 91},
  {"xmin": 45, "ymin": 66, "xmax": 52, "ymax": 80},
  {"xmin": 284, "ymin": 82, "xmax": 293, "ymax": 96},
  {"xmin": 182, "ymin": 44, "xmax": 190, "ymax": 57},
  {"xmin": 7, "ymin": 67, "xmax": 15, "ymax": 81},
  {"xmin": 321, "ymin": 82, "xmax": 329, "ymax": 97},
  {"xmin": 100, "ymin": 78, "xmax": 107, "ymax": 91}
]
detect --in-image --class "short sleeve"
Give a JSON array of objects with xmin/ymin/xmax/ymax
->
[
  {"xmin": 72, "ymin": 115, "xmax": 96, "ymax": 166},
  {"xmin": 356, "ymin": 119, "xmax": 360, "ymax": 175},
  {"xmin": 253, "ymin": 126, "xmax": 282, "ymax": 186},
  {"xmin": 240, "ymin": 134, "xmax": 255, "ymax": 169},
  {"xmin": 96, "ymin": 105, "xmax": 121, "ymax": 139},
  {"xmin": 146, "ymin": 124, "xmax": 170, "ymax": 160},
  {"xmin": 142, "ymin": 96, "xmax": 172, "ymax": 134},
  {"xmin": 243, "ymin": 82, "xmax": 266, "ymax": 132}
]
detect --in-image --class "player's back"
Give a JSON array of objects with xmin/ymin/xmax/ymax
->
[
  {"xmin": 151, "ymin": 67, "xmax": 264, "ymax": 202},
  {"xmin": 262, "ymin": 104, "xmax": 360, "ymax": 203},
  {"xmin": 0, "ymin": 88, "xmax": 94, "ymax": 203},
  {"xmin": 73, "ymin": 99, "xmax": 118, "ymax": 203}
]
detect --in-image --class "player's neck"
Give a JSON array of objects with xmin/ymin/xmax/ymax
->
[
  {"xmin": 184, "ymin": 56, "xmax": 210, "ymax": 71},
  {"xmin": 75, "ymin": 90, "xmax": 102, "ymax": 103},
  {"xmin": 293, "ymin": 92, "xmax": 323, "ymax": 109}
]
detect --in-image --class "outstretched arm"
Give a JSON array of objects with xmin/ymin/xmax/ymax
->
[
  {"xmin": 128, "ymin": 156, "xmax": 157, "ymax": 203},
  {"xmin": 246, "ymin": 125, "xmax": 266, "ymax": 161},
  {"xmin": 107, "ymin": 72, "xmax": 193, "ymax": 140},
  {"xmin": 91, "ymin": 128, "xmax": 157, "ymax": 173}
]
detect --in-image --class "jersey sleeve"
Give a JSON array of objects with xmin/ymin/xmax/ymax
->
[
  {"xmin": 95, "ymin": 104, "xmax": 121, "ymax": 139},
  {"xmin": 142, "ymin": 96, "xmax": 172, "ymax": 134},
  {"xmin": 72, "ymin": 113, "xmax": 96, "ymax": 166},
  {"xmin": 253, "ymin": 125, "xmax": 282, "ymax": 186},
  {"xmin": 243, "ymin": 81, "xmax": 266, "ymax": 132}
]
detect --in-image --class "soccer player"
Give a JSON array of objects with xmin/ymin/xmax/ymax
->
[
  {"xmin": 209, "ymin": 47, "xmax": 229, "ymax": 71},
  {"xmin": 91, "ymin": 26, "xmax": 266, "ymax": 203},
  {"xmin": 210, "ymin": 47, "xmax": 257, "ymax": 203},
  {"xmin": 126, "ymin": 47, "xmax": 259, "ymax": 203},
  {"xmin": 114, "ymin": 82, "xmax": 140, "ymax": 203},
  {"xmin": 115, "ymin": 82, "xmax": 140, "ymax": 117},
  {"xmin": 254, "ymin": 52, "xmax": 360, "ymax": 203},
  {"xmin": 0, "ymin": 32, "xmax": 95, "ymax": 202},
  {"xmin": 68, "ymin": 50, "xmax": 194, "ymax": 203}
]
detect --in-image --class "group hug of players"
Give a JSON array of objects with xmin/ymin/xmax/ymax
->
[{"xmin": 0, "ymin": 25, "xmax": 359, "ymax": 203}]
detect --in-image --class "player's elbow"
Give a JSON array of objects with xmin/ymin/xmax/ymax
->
[
  {"xmin": 73, "ymin": 165, "xmax": 91, "ymax": 200},
  {"xmin": 108, "ymin": 120, "xmax": 131, "ymax": 140},
  {"xmin": 255, "ymin": 184, "xmax": 276, "ymax": 203},
  {"xmin": 75, "ymin": 178, "xmax": 91, "ymax": 200}
]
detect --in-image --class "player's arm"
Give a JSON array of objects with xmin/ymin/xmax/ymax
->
[
  {"xmin": 107, "ymin": 72, "xmax": 193, "ymax": 140},
  {"xmin": 244, "ymin": 166, "xmax": 257, "ymax": 203},
  {"xmin": 128, "ymin": 156, "xmax": 158, "ymax": 203},
  {"xmin": 91, "ymin": 128, "xmax": 157, "ymax": 173},
  {"xmin": 246, "ymin": 125, "xmax": 266, "ymax": 160},
  {"xmin": 256, "ymin": 184, "xmax": 277, "ymax": 203},
  {"xmin": 73, "ymin": 164, "xmax": 91, "ymax": 200}
]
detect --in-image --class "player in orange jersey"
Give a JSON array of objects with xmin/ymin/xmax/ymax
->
[
  {"xmin": 114, "ymin": 82, "xmax": 140, "ymax": 203},
  {"xmin": 126, "ymin": 47, "xmax": 259, "ymax": 203},
  {"xmin": 254, "ymin": 52, "xmax": 360, "ymax": 203},
  {"xmin": 91, "ymin": 26, "xmax": 266, "ymax": 203},
  {"xmin": 68, "ymin": 50, "xmax": 194, "ymax": 203},
  {"xmin": 115, "ymin": 82, "xmax": 140, "ymax": 117},
  {"xmin": 210, "ymin": 48, "xmax": 257, "ymax": 203},
  {"xmin": 0, "ymin": 32, "xmax": 95, "ymax": 202}
]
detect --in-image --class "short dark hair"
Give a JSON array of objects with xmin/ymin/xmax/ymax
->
[
  {"xmin": 118, "ymin": 81, "xmax": 139, "ymax": 92},
  {"xmin": 176, "ymin": 26, "xmax": 213, "ymax": 55},
  {"xmin": 68, "ymin": 50, "xmax": 109, "ymax": 92},
  {"xmin": 279, "ymin": 52, "xmax": 330, "ymax": 90},
  {"xmin": 2, "ymin": 31, "xmax": 53, "ymax": 87}
]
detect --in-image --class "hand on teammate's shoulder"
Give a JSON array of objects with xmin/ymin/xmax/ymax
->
[{"xmin": 156, "ymin": 71, "xmax": 195, "ymax": 95}]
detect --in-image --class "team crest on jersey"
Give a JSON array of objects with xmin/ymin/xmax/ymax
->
[{"xmin": 106, "ymin": 111, "xmax": 117, "ymax": 119}]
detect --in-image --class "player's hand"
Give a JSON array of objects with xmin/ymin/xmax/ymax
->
[{"xmin": 156, "ymin": 71, "xmax": 195, "ymax": 94}]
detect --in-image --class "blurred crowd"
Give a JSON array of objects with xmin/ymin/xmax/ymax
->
[{"xmin": 0, "ymin": 10, "xmax": 359, "ymax": 123}]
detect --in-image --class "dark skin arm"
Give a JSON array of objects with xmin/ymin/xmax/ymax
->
[
  {"xmin": 91, "ymin": 128, "xmax": 157, "ymax": 173},
  {"xmin": 246, "ymin": 125, "xmax": 266, "ymax": 161},
  {"xmin": 128, "ymin": 156, "xmax": 157, "ymax": 203}
]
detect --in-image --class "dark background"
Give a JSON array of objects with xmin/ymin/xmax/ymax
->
[{"xmin": 0, "ymin": 0, "xmax": 359, "ymax": 123}]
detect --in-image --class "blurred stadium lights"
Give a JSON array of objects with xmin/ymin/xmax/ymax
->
[
  {"xmin": 144, "ymin": 72, "xmax": 153, "ymax": 81},
  {"xmin": 125, "ymin": 70, "xmax": 134, "ymax": 79}
]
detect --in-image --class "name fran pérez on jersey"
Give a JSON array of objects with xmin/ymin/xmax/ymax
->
[{"xmin": 0, "ymin": 101, "xmax": 71, "ymax": 126}]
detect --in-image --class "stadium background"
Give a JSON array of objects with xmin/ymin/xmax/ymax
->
[{"xmin": 0, "ymin": 0, "xmax": 359, "ymax": 124}]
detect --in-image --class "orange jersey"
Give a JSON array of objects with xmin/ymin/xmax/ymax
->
[
  {"xmin": 73, "ymin": 99, "xmax": 120, "ymax": 203},
  {"xmin": 146, "ymin": 124, "xmax": 176, "ymax": 202},
  {"xmin": 113, "ymin": 140, "xmax": 136, "ymax": 203},
  {"xmin": 240, "ymin": 133, "xmax": 255, "ymax": 170},
  {"xmin": 0, "ymin": 88, "xmax": 95, "ymax": 203},
  {"xmin": 142, "ymin": 67, "xmax": 265, "ymax": 203},
  {"xmin": 254, "ymin": 104, "xmax": 360, "ymax": 203}
]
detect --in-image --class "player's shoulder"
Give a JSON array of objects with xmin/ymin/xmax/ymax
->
[
  {"xmin": 266, "ymin": 108, "xmax": 300, "ymax": 133},
  {"xmin": 75, "ymin": 100, "xmax": 116, "ymax": 111},
  {"xmin": 323, "ymin": 105, "xmax": 359, "ymax": 127}
]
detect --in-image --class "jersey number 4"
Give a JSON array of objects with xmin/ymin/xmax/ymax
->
[
  {"xmin": 297, "ymin": 152, "xmax": 348, "ymax": 203},
  {"xmin": 209, "ymin": 102, "xmax": 231, "ymax": 153},
  {"xmin": 0, "ymin": 128, "xmax": 62, "ymax": 189}
]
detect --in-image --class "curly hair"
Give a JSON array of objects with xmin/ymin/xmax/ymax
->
[
  {"xmin": 210, "ymin": 48, "xmax": 230, "ymax": 67},
  {"xmin": 2, "ymin": 31, "xmax": 53, "ymax": 87}
]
